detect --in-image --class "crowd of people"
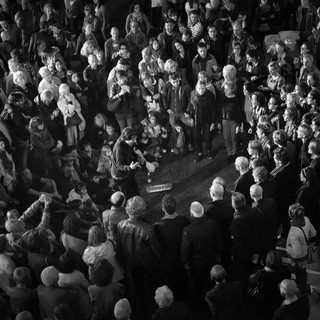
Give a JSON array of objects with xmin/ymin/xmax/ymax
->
[{"xmin": 0, "ymin": 0, "xmax": 320, "ymax": 319}]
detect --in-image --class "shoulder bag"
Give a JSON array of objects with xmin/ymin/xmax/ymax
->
[{"xmin": 299, "ymin": 227, "xmax": 319, "ymax": 264}]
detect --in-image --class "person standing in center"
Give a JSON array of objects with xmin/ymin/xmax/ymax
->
[
  {"xmin": 111, "ymin": 127, "xmax": 141, "ymax": 199},
  {"xmin": 219, "ymin": 82, "xmax": 243, "ymax": 162}
]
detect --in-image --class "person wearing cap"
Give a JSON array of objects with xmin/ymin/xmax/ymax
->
[
  {"xmin": 152, "ymin": 285, "xmax": 190, "ymax": 320},
  {"xmin": 205, "ymin": 265, "xmax": 243, "ymax": 320},
  {"xmin": 230, "ymin": 192, "xmax": 261, "ymax": 294},
  {"xmin": 157, "ymin": 18, "xmax": 181, "ymax": 59},
  {"xmin": 205, "ymin": 182, "xmax": 234, "ymax": 273},
  {"xmin": 286, "ymin": 203, "xmax": 316, "ymax": 294},
  {"xmin": 102, "ymin": 191, "xmax": 128, "ymax": 247},
  {"xmin": 111, "ymin": 127, "xmax": 141, "ymax": 198},
  {"xmin": 181, "ymin": 201, "xmax": 222, "ymax": 306},
  {"xmin": 273, "ymin": 279, "xmax": 310, "ymax": 320},
  {"xmin": 117, "ymin": 196, "xmax": 162, "ymax": 319}
]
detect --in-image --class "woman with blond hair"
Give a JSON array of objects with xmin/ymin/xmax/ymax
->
[{"xmin": 57, "ymin": 84, "xmax": 85, "ymax": 146}]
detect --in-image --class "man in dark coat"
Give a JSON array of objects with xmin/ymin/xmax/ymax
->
[
  {"xmin": 250, "ymin": 184, "xmax": 280, "ymax": 261},
  {"xmin": 181, "ymin": 201, "xmax": 222, "ymax": 307},
  {"xmin": 154, "ymin": 194, "xmax": 190, "ymax": 301},
  {"xmin": 234, "ymin": 156, "xmax": 255, "ymax": 205},
  {"xmin": 230, "ymin": 192, "xmax": 261, "ymax": 294},
  {"xmin": 111, "ymin": 127, "xmax": 141, "ymax": 198},
  {"xmin": 272, "ymin": 279, "xmax": 310, "ymax": 320},
  {"xmin": 205, "ymin": 182, "xmax": 234, "ymax": 275},
  {"xmin": 205, "ymin": 265, "xmax": 244, "ymax": 320},
  {"xmin": 118, "ymin": 196, "xmax": 162, "ymax": 320}
]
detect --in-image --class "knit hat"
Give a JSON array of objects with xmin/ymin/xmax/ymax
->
[
  {"xmin": 190, "ymin": 201, "xmax": 204, "ymax": 218},
  {"xmin": 114, "ymin": 298, "xmax": 131, "ymax": 320},
  {"xmin": 41, "ymin": 266, "xmax": 59, "ymax": 287}
]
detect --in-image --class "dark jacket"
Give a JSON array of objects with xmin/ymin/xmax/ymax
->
[
  {"xmin": 187, "ymin": 90, "xmax": 217, "ymax": 127},
  {"xmin": 111, "ymin": 138, "xmax": 136, "ymax": 180},
  {"xmin": 219, "ymin": 94, "xmax": 243, "ymax": 123},
  {"xmin": 234, "ymin": 170, "xmax": 255, "ymax": 206},
  {"xmin": 152, "ymin": 302, "xmax": 190, "ymax": 320},
  {"xmin": 230, "ymin": 206, "xmax": 261, "ymax": 258},
  {"xmin": 252, "ymin": 198, "xmax": 280, "ymax": 256},
  {"xmin": 162, "ymin": 82, "xmax": 192, "ymax": 114},
  {"xmin": 205, "ymin": 281, "xmax": 244, "ymax": 320},
  {"xmin": 117, "ymin": 217, "xmax": 161, "ymax": 267},
  {"xmin": 272, "ymin": 295, "xmax": 310, "ymax": 320},
  {"xmin": 181, "ymin": 216, "xmax": 222, "ymax": 271}
]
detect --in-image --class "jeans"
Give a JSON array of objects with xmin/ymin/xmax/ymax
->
[
  {"xmin": 116, "ymin": 113, "xmax": 134, "ymax": 133},
  {"xmin": 222, "ymin": 119, "xmax": 237, "ymax": 156},
  {"xmin": 193, "ymin": 124, "xmax": 211, "ymax": 154}
]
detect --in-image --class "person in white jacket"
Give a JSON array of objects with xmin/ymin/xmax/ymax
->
[{"xmin": 286, "ymin": 203, "xmax": 317, "ymax": 294}]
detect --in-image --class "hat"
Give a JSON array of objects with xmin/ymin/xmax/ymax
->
[
  {"xmin": 5, "ymin": 219, "xmax": 25, "ymax": 233},
  {"xmin": 41, "ymin": 266, "xmax": 59, "ymax": 287},
  {"xmin": 190, "ymin": 201, "xmax": 204, "ymax": 218},
  {"xmin": 114, "ymin": 298, "xmax": 131, "ymax": 319}
]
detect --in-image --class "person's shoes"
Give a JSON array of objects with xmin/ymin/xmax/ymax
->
[{"xmin": 194, "ymin": 153, "xmax": 203, "ymax": 162}]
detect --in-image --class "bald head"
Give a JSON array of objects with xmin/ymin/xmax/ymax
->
[
  {"xmin": 235, "ymin": 156, "xmax": 249, "ymax": 174},
  {"xmin": 190, "ymin": 201, "xmax": 204, "ymax": 218},
  {"xmin": 212, "ymin": 176, "xmax": 227, "ymax": 189},
  {"xmin": 210, "ymin": 182, "xmax": 224, "ymax": 200},
  {"xmin": 250, "ymin": 184, "xmax": 263, "ymax": 201},
  {"xmin": 210, "ymin": 265, "xmax": 226, "ymax": 283},
  {"xmin": 279, "ymin": 279, "xmax": 298, "ymax": 298}
]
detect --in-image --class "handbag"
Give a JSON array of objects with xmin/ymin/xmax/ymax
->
[
  {"xmin": 66, "ymin": 112, "xmax": 82, "ymax": 127},
  {"xmin": 248, "ymin": 270, "xmax": 264, "ymax": 304},
  {"xmin": 299, "ymin": 227, "xmax": 319, "ymax": 264},
  {"xmin": 107, "ymin": 96, "xmax": 121, "ymax": 113}
]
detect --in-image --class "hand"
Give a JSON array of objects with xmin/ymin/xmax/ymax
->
[
  {"xmin": 252, "ymin": 254, "xmax": 259, "ymax": 265},
  {"xmin": 251, "ymin": 76, "xmax": 258, "ymax": 81},
  {"xmin": 210, "ymin": 123, "xmax": 215, "ymax": 131},
  {"xmin": 235, "ymin": 126, "xmax": 240, "ymax": 134},
  {"xmin": 130, "ymin": 161, "xmax": 140, "ymax": 170},
  {"xmin": 44, "ymin": 196, "xmax": 52, "ymax": 206},
  {"xmin": 53, "ymin": 193, "xmax": 63, "ymax": 201},
  {"xmin": 153, "ymin": 93, "xmax": 160, "ymax": 100},
  {"xmin": 39, "ymin": 194, "xmax": 47, "ymax": 203},
  {"xmin": 184, "ymin": 112, "xmax": 190, "ymax": 118},
  {"xmin": 167, "ymin": 109, "xmax": 173, "ymax": 115},
  {"xmin": 248, "ymin": 128, "xmax": 253, "ymax": 134}
]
